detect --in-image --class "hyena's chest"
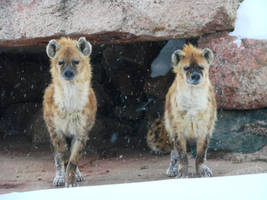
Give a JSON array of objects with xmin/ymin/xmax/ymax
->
[
  {"xmin": 54, "ymin": 110, "xmax": 86, "ymax": 137},
  {"xmin": 53, "ymin": 84, "xmax": 89, "ymax": 137},
  {"xmin": 171, "ymin": 89, "xmax": 210, "ymax": 139}
]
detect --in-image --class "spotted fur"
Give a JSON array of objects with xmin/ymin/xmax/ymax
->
[
  {"xmin": 43, "ymin": 37, "xmax": 97, "ymax": 187},
  {"xmin": 146, "ymin": 118, "xmax": 171, "ymax": 154},
  {"xmin": 164, "ymin": 44, "xmax": 217, "ymax": 178}
]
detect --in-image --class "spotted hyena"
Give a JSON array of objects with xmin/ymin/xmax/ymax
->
[
  {"xmin": 43, "ymin": 37, "xmax": 97, "ymax": 187},
  {"xmin": 164, "ymin": 44, "xmax": 217, "ymax": 178}
]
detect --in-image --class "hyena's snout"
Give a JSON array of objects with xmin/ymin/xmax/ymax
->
[
  {"xmin": 190, "ymin": 71, "xmax": 201, "ymax": 85},
  {"xmin": 62, "ymin": 64, "xmax": 75, "ymax": 81},
  {"xmin": 186, "ymin": 67, "xmax": 203, "ymax": 86}
]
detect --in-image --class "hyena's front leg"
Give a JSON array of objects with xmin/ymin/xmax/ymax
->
[
  {"xmin": 50, "ymin": 133, "xmax": 69, "ymax": 186},
  {"xmin": 167, "ymin": 135, "xmax": 188, "ymax": 178},
  {"xmin": 166, "ymin": 148, "xmax": 178, "ymax": 177},
  {"xmin": 54, "ymin": 152, "xmax": 66, "ymax": 186},
  {"xmin": 196, "ymin": 136, "xmax": 212, "ymax": 177},
  {"xmin": 175, "ymin": 135, "xmax": 188, "ymax": 178},
  {"xmin": 65, "ymin": 136, "xmax": 87, "ymax": 187}
]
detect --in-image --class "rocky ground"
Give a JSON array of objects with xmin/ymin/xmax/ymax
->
[{"xmin": 0, "ymin": 136, "xmax": 266, "ymax": 194}]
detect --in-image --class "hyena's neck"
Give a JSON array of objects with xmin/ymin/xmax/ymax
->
[
  {"xmin": 54, "ymin": 80, "xmax": 90, "ymax": 112},
  {"xmin": 175, "ymin": 79, "xmax": 210, "ymax": 112}
]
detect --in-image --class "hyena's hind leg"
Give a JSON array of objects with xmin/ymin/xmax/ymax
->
[
  {"xmin": 196, "ymin": 136, "xmax": 212, "ymax": 177},
  {"xmin": 65, "ymin": 136, "xmax": 87, "ymax": 187}
]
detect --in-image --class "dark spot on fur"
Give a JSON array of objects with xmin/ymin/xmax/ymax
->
[
  {"xmin": 155, "ymin": 120, "xmax": 161, "ymax": 126},
  {"xmin": 66, "ymin": 136, "xmax": 73, "ymax": 148},
  {"xmin": 158, "ymin": 138, "xmax": 164, "ymax": 143}
]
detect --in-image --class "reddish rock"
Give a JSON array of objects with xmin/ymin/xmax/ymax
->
[
  {"xmin": 198, "ymin": 32, "xmax": 267, "ymax": 110},
  {"xmin": 0, "ymin": 0, "xmax": 239, "ymax": 47}
]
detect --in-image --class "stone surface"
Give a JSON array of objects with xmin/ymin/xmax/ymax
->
[
  {"xmin": 0, "ymin": 52, "xmax": 50, "ymax": 109},
  {"xmin": 210, "ymin": 109, "xmax": 267, "ymax": 153},
  {"xmin": 1, "ymin": 136, "xmax": 267, "ymax": 194},
  {"xmin": 144, "ymin": 70, "xmax": 175, "ymax": 100},
  {"xmin": 0, "ymin": 103, "xmax": 41, "ymax": 137},
  {"xmin": 150, "ymin": 40, "xmax": 185, "ymax": 78},
  {"xmin": 27, "ymin": 108, "xmax": 50, "ymax": 145},
  {"xmin": 198, "ymin": 32, "xmax": 267, "ymax": 110},
  {"xmin": 88, "ymin": 114, "xmax": 134, "ymax": 152},
  {"xmin": 0, "ymin": 0, "xmax": 239, "ymax": 47}
]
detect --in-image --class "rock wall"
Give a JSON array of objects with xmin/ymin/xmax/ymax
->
[
  {"xmin": 0, "ymin": 0, "xmax": 239, "ymax": 47},
  {"xmin": 1, "ymin": 0, "xmax": 266, "ymax": 153},
  {"xmin": 198, "ymin": 32, "xmax": 267, "ymax": 110}
]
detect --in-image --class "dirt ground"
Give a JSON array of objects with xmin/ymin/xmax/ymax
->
[{"xmin": 1, "ymin": 136, "xmax": 267, "ymax": 194}]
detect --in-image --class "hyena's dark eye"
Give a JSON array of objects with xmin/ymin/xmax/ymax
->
[
  {"xmin": 72, "ymin": 60, "xmax": 80, "ymax": 65},
  {"xmin": 184, "ymin": 66, "xmax": 190, "ymax": 71},
  {"xmin": 198, "ymin": 66, "xmax": 204, "ymax": 70},
  {"xmin": 58, "ymin": 60, "xmax": 64, "ymax": 65}
]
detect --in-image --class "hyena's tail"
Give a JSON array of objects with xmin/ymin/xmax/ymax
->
[{"xmin": 146, "ymin": 118, "xmax": 171, "ymax": 154}]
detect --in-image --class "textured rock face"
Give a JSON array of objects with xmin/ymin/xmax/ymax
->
[
  {"xmin": 0, "ymin": 0, "xmax": 239, "ymax": 47},
  {"xmin": 198, "ymin": 32, "xmax": 267, "ymax": 110},
  {"xmin": 210, "ymin": 109, "xmax": 267, "ymax": 153}
]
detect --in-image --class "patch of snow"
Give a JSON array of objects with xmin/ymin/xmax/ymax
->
[
  {"xmin": 150, "ymin": 40, "xmax": 185, "ymax": 78},
  {"xmin": 232, "ymin": 38, "xmax": 242, "ymax": 48},
  {"xmin": 1, "ymin": 173, "xmax": 267, "ymax": 200},
  {"xmin": 230, "ymin": 0, "xmax": 267, "ymax": 40}
]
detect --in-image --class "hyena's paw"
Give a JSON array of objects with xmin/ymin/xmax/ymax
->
[
  {"xmin": 166, "ymin": 166, "xmax": 178, "ymax": 177},
  {"xmin": 75, "ymin": 168, "xmax": 85, "ymax": 182},
  {"xmin": 53, "ymin": 175, "xmax": 65, "ymax": 186},
  {"xmin": 197, "ymin": 165, "xmax": 212, "ymax": 177},
  {"xmin": 65, "ymin": 181, "xmax": 79, "ymax": 188},
  {"xmin": 65, "ymin": 176, "xmax": 79, "ymax": 188},
  {"xmin": 175, "ymin": 165, "xmax": 188, "ymax": 178}
]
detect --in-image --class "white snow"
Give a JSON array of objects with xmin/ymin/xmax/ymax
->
[
  {"xmin": 1, "ymin": 173, "xmax": 267, "ymax": 200},
  {"xmin": 150, "ymin": 40, "xmax": 185, "ymax": 78},
  {"xmin": 230, "ymin": 0, "xmax": 267, "ymax": 40}
]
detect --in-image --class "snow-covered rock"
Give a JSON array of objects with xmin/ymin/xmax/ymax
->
[
  {"xmin": 230, "ymin": 0, "xmax": 267, "ymax": 40},
  {"xmin": 198, "ymin": 32, "xmax": 267, "ymax": 110},
  {"xmin": 198, "ymin": 0, "xmax": 267, "ymax": 110}
]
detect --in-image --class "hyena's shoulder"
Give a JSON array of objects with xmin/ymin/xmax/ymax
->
[
  {"xmin": 43, "ymin": 84, "xmax": 55, "ymax": 128},
  {"xmin": 43, "ymin": 84, "xmax": 55, "ymax": 113},
  {"xmin": 146, "ymin": 118, "xmax": 171, "ymax": 154},
  {"xmin": 83, "ymin": 88, "xmax": 97, "ymax": 123}
]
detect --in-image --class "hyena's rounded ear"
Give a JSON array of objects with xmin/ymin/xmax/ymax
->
[
  {"xmin": 202, "ymin": 48, "xmax": 214, "ymax": 64},
  {"xmin": 77, "ymin": 37, "xmax": 92, "ymax": 57},
  {"xmin": 171, "ymin": 50, "xmax": 185, "ymax": 66},
  {"xmin": 46, "ymin": 39, "xmax": 60, "ymax": 58}
]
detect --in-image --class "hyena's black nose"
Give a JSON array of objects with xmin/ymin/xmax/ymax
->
[
  {"xmin": 191, "ymin": 72, "xmax": 200, "ymax": 82},
  {"xmin": 64, "ymin": 70, "xmax": 74, "ymax": 80}
]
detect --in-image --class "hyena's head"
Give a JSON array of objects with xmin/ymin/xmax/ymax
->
[
  {"xmin": 171, "ymin": 44, "xmax": 213, "ymax": 87},
  {"xmin": 46, "ymin": 37, "xmax": 92, "ymax": 81}
]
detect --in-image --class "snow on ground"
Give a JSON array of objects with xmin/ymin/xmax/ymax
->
[
  {"xmin": 230, "ymin": 0, "xmax": 267, "ymax": 44},
  {"xmin": 1, "ymin": 173, "xmax": 267, "ymax": 200}
]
